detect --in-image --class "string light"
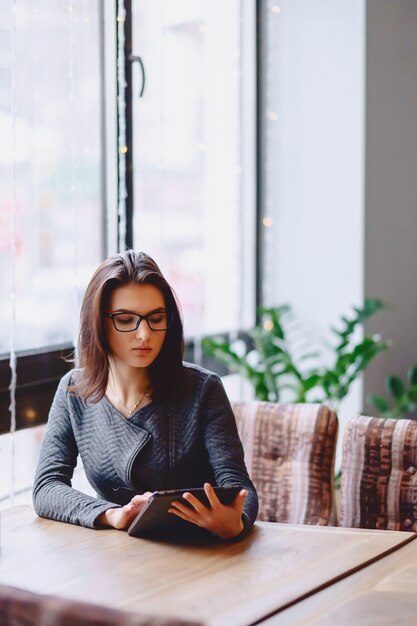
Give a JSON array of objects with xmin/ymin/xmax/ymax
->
[
  {"xmin": 150, "ymin": 0, "xmax": 166, "ymax": 274},
  {"xmin": 9, "ymin": 0, "xmax": 17, "ymax": 507},
  {"xmin": 228, "ymin": 0, "xmax": 245, "ymax": 394},
  {"xmin": 262, "ymin": 2, "xmax": 279, "ymax": 306},
  {"xmin": 117, "ymin": 0, "xmax": 127, "ymax": 248},
  {"xmin": 24, "ymin": 408, "xmax": 37, "ymax": 421},
  {"xmin": 157, "ymin": 1, "xmax": 166, "ymax": 174},
  {"xmin": 263, "ymin": 319, "xmax": 274, "ymax": 331},
  {"xmin": 68, "ymin": 0, "xmax": 80, "ymax": 360}
]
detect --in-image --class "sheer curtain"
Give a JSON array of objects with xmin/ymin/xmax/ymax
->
[{"xmin": 0, "ymin": 0, "xmax": 105, "ymax": 507}]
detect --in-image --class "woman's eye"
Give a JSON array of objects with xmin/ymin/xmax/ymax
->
[
  {"xmin": 149, "ymin": 315, "xmax": 163, "ymax": 324},
  {"xmin": 118, "ymin": 315, "xmax": 135, "ymax": 324}
]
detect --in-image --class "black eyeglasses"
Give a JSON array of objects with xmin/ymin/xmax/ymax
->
[{"xmin": 106, "ymin": 311, "xmax": 172, "ymax": 332}]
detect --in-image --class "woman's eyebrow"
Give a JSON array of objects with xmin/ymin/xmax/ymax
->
[{"xmin": 112, "ymin": 307, "xmax": 166, "ymax": 314}]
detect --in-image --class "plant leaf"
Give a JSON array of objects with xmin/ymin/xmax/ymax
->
[
  {"xmin": 386, "ymin": 375, "xmax": 405, "ymax": 399},
  {"xmin": 407, "ymin": 366, "xmax": 417, "ymax": 387},
  {"xmin": 367, "ymin": 394, "xmax": 389, "ymax": 413},
  {"xmin": 408, "ymin": 387, "xmax": 417, "ymax": 403}
]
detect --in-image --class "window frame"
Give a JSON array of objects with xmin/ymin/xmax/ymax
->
[{"xmin": 0, "ymin": 0, "xmax": 263, "ymax": 436}]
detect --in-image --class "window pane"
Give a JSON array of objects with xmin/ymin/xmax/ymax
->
[
  {"xmin": 0, "ymin": 425, "xmax": 95, "ymax": 509},
  {"xmin": 132, "ymin": 0, "xmax": 256, "ymax": 337},
  {"xmin": 0, "ymin": 1, "xmax": 104, "ymax": 354}
]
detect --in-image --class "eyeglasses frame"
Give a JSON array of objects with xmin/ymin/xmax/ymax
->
[{"xmin": 106, "ymin": 311, "xmax": 172, "ymax": 333}]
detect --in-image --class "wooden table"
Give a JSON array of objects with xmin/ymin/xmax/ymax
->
[
  {"xmin": 0, "ymin": 506, "xmax": 415, "ymax": 626},
  {"xmin": 262, "ymin": 531, "xmax": 417, "ymax": 626}
]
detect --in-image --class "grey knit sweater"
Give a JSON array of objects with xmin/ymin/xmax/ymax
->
[{"xmin": 33, "ymin": 362, "xmax": 258, "ymax": 537}]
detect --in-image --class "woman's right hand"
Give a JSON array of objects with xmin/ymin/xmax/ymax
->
[{"xmin": 97, "ymin": 492, "xmax": 152, "ymax": 530}]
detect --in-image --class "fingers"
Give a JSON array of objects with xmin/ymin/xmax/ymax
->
[
  {"xmin": 168, "ymin": 489, "xmax": 211, "ymax": 525},
  {"xmin": 107, "ymin": 506, "xmax": 136, "ymax": 530},
  {"xmin": 179, "ymin": 483, "xmax": 222, "ymax": 513},
  {"xmin": 233, "ymin": 489, "xmax": 248, "ymax": 515},
  {"xmin": 203, "ymin": 482, "xmax": 221, "ymax": 509},
  {"xmin": 169, "ymin": 485, "xmax": 247, "ymax": 518},
  {"xmin": 168, "ymin": 503, "xmax": 197, "ymax": 523},
  {"xmin": 169, "ymin": 496, "xmax": 200, "ymax": 518},
  {"xmin": 180, "ymin": 489, "xmax": 209, "ymax": 514},
  {"xmin": 171, "ymin": 485, "xmax": 248, "ymax": 516},
  {"xmin": 169, "ymin": 487, "xmax": 248, "ymax": 539},
  {"xmin": 122, "ymin": 494, "xmax": 152, "ymax": 527},
  {"xmin": 107, "ymin": 492, "xmax": 155, "ymax": 530},
  {"xmin": 130, "ymin": 493, "xmax": 153, "ymax": 509}
]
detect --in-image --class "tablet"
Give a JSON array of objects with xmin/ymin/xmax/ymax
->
[{"xmin": 127, "ymin": 486, "xmax": 241, "ymax": 538}]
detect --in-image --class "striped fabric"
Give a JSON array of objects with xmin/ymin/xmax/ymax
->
[
  {"xmin": 231, "ymin": 401, "xmax": 338, "ymax": 525},
  {"xmin": 0, "ymin": 583, "xmax": 199, "ymax": 626},
  {"xmin": 340, "ymin": 415, "xmax": 417, "ymax": 531}
]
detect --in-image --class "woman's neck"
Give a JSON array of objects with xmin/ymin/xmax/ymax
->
[
  {"xmin": 107, "ymin": 360, "xmax": 150, "ymax": 398},
  {"xmin": 106, "ymin": 362, "xmax": 151, "ymax": 417}
]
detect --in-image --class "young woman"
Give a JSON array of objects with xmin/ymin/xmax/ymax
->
[{"xmin": 33, "ymin": 250, "xmax": 258, "ymax": 541}]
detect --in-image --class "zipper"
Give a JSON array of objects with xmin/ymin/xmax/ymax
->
[
  {"xmin": 166, "ymin": 411, "xmax": 174, "ymax": 488},
  {"xmin": 126, "ymin": 432, "xmax": 151, "ymax": 489}
]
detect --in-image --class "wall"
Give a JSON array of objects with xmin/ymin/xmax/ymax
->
[
  {"xmin": 363, "ymin": 0, "xmax": 417, "ymax": 410},
  {"xmin": 262, "ymin": 0, "xmax": 366, "ymax": 467}
]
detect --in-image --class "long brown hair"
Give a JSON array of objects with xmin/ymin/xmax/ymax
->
[{"xmin": 71, "ymin": 250, "xmax": 184, "ymax": 404}]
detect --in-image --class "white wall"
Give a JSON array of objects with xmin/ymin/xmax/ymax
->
[
  {"xmin": 262, "ymin": 0, "xmax": 366, "ymax": 468},
  {"xmin": 363, "ymin": 0, "xmax": 417, "ymax": 412}
]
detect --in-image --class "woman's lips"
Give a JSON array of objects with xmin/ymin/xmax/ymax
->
[{"xmin": 132, "ymin": 347, "xmax": 152, "ymax": 354}]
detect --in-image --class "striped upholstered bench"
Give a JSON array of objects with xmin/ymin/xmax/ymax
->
[
  {"xmin": 0, "ymin": 583, "xmax": 199, "ymax": 626},
  {"xmin": 340, "ymin": 415, "xmax": 417, "ymax": 531},
  {"xmin": 231, "ymin": 401, "xmax": 338, "ymax": 525}
]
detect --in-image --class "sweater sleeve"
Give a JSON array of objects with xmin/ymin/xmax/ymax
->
[
  {"xmin": 201, "ymin": 373, "xmax": 259, "ymax": 538},
  {"xmin": 32, "ymin": 373, "xmax": 120, "ymax": 528}
]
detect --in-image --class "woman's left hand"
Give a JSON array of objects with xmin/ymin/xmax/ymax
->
[{"xmin": 168, "ymin": 482, "xmax": 247, "ymax": 540}]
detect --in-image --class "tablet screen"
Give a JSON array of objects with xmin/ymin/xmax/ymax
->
[{"xmin": 127, "ymin": 486, "xmax": 240, "ymax": 538}]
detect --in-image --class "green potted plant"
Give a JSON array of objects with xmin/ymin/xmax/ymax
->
[
  {"xmin": 367, "ymin": 366, "xmax": 417, "ymax": 419},
  {"xmin": 202, "ymin": 298, "xmax": 390, "ymax": 412}
]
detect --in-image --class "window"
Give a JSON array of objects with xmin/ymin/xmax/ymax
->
[
  {"xmin": 0, "ymin": 0, "xmax": 109, "ymax": 506},
  {"xmin": 0, "ymin": 0, "xmax": 257, "ymax": 506},
  {"xmin": 131, "ymin": 0, "xmax": 256, "ymax": 337},
  {"xmin": 0, "ymin": 1, "xmax": 105, "ymax": 355}
]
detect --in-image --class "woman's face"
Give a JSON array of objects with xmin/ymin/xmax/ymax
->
[{"xmin": 105, "ymin": 282, "xmax": 168, "ymax": 370}]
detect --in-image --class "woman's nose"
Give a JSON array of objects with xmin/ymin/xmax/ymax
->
[{"xmin": 135, "ymin": 319, "xmax": 151, "ymax": 339}]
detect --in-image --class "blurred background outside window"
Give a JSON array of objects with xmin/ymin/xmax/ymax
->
[
  {"xmin": 132, "ymin": 0, "xmax": 255, "ymax": 339},
  {"xmin": 0, "ymin": 0, "xmax": 105, "ymax": 507},
  {"xmin": 0, "ymin": 1, "xmax": 104, "ymax": 355}
]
